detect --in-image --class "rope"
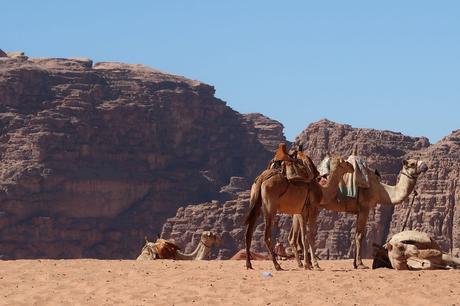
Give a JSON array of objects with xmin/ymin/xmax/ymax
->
[
  {"xmin": 401, "ymin": 190, "xmax": 418, "ymax": 231},
  {"xmin": 406, "ymin": 257, "xmax": 450, "ymax": 270}
]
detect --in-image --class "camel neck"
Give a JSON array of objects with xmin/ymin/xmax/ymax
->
[
  {"xmin": 176, "ymin": 240, "xmax": 211, "ymax": 260},
  {"xmin": 380, "ymin": 171, "xmax": 417, "ymax": 205},
  {"xmin": 319, "ymin": 169, "xmax": 343, "ymax": 203}
]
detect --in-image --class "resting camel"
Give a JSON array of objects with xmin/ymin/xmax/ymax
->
[
  {"xmin": 136, "ymin": 231, "xmax": 220, "ymax": 260},
  {"xmin": 290, "ymin": 157, "xmax": 428, "ymax": 269},
  {"xmin": 373, "ymin": 230, "xmax": 460, "ymax": 270},
  {"xmin": 245, "ymin": 153, "xmax": 353, "ymax": 271},
  {"xmin": 230, "ymin": 249, "xmax": 270, "ymax": 260}
]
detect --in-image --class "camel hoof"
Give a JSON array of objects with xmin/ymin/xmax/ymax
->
[
  {"xmin": 274, "ymin": 264, "xmax": 283, "ymax": 271},
  {"xmin": 313, "ymin": 266, "xmax": 323, "ymax": 271},
  {"xmin": 246, "ymin": 264, "xmax": 254, "ymax": 270},
  {"xmin": 355, "ymin": 264, "xmax": 369, "ymax": 270},
  {"xmin": 304, "ymin": 265, "xmax": 312, "ymax": 270}
]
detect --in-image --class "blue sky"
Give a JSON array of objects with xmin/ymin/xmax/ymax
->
[{"xmin": 2, "ymin": 1, "xmax": 459, "ymax": 143}]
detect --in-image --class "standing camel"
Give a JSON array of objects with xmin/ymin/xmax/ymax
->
[
  {"xmin": 291, "ymin": 158, "xmax": 428, "ymax": 269},
  {"xmin": 245, "ymin": 154, "xmax": 353, "ymax": 270}
]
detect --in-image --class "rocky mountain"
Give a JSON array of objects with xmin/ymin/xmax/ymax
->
[{"xmin": 0, "ymin": 52, "xmax": 283, "ymax": 259}]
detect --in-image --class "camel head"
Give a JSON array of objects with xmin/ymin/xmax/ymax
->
[
  {"xmin": 329, "ymin": 156, "xmax": 354, "ymax": 176},
  {"xmin": 201, "ymin": 231, "xmax": 221, "ymax": 247},
  {"xmin": 402, "ymin": 159, "xmax": 428, "ymax": 179},
  {"xmin": 140, "ymin": 236, "xmax": 158, "ymax": 259}
]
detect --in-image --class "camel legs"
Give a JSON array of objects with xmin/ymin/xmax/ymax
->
[
  {"xmin": 298, "ymin": 212, "xmax": 312, "ymax": 270},
  {"xmin": 353, "ymin": 207, "xmax": 369, "ymax": 269},
  {"xmin": 307, "ymin": 206, "xmax": 321, "ymax": 270},
  {"xmin": 244, "ymin": 205, "xmax": 259, "ymax": 270},
  {"xmin": 264, "ymin": 213, "xmax": 282, "ymax": 271},
  {"xmin": 288, "ymin": 218, "xmax": 303, "ymax": 268}
]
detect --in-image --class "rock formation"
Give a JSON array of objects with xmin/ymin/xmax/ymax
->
[{"xmin": 0, "ymin": 53, "xmax": 277, "ymax": 259}]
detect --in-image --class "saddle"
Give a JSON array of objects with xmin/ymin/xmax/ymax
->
[{"xmin": 267, "ymin": 143, "xmax": 318, "ymax": 183}]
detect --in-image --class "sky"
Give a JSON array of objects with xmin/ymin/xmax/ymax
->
[{"xmin": 2, "ymin": 1, "xmax": 459, "ymax": 143}]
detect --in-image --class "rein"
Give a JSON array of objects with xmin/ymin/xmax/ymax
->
[
  {"xmin": 401, "ymin": 189, "xmax": 418, "ymax": 231},
  {"xmin": 200, "ymin": 238, "xmax": 213, "ymax": 249},
  {"xmin": 400, "ymin": 159, "xmax": 420, "ymax": 180}
]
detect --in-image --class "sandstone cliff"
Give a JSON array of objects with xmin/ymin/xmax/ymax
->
[{"xmin": 0, "ymin": 53, "xmax": 277, "ymax": 258}]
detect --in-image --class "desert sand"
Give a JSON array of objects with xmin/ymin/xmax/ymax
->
[{"xmin": 0, "ymin": 259, "xmax": 458, "ymax": 306}]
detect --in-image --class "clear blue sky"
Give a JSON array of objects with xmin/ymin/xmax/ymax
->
[{"xmin": 2, "ymin": 1, "xmax": 459, "ymax": 143}]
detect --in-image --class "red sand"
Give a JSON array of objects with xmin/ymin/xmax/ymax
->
[{"xmin": 0, "ymin": 259, "xmax": 458, "ymax": 305}]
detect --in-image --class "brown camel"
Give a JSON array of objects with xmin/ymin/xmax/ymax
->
[
  {"xmin": 245, "ymin": 154, "xmax": 353, "ymax": 270},
  {"xmin": 230, "ymin": 249, "xmax": 270, "ymax": 260},
  {"xmin": 291, "ymin": 157, "xmax": 428, "ymax": 269}
]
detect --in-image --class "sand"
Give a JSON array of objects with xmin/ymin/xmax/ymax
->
[{"xmin": 0, "ymin": 259, "xmax": 458, "ymax": 306}]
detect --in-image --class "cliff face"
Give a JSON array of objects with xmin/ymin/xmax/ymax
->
[{"xmin": 0, "ymin": 55, "xmax": 275, "ymax": 259}]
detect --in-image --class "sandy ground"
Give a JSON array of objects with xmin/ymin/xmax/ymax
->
[{"xmin": 0, "ymin": 259, "xmax": 459, "ymax": 306}]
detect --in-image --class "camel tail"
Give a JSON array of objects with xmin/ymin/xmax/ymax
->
[
  {"xmin": 442, "ymin": 254, "xmax": 460, "ymax": 268},
  {"xmin": 245, "ymin": 178, "xmax": 263, "ymax": 225}
]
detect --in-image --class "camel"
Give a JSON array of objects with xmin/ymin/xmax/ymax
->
[
  {"xmin": 290, "ymin": 157, "xmax": 428, "ymax": 269},
  {"xmin": 136, "ymin": 231, "xmax": 220, "ymax": 260},
  {"xmin": 373, "ymin": 230, "xmax": 460, "ymax": 270},
  {"xmin": 230, "ymin": 249, "xmax": 270, "ymax": 260},
  {"xmin": 245, "ymin": 153, "xmax": 354, "ymax": 271}
]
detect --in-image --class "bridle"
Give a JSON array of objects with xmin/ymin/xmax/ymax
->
[
  {"xmin": 201, "ymin": 237, "xmax": 214, "ymax": 249},
  {"xmin": 400, "ymin": 159, "xmax": 420, "ymax": 180}
]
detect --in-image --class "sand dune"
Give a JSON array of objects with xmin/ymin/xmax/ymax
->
[{"xmin": 0, "ymin": 259, "xmax": 458, "ymax": 305}]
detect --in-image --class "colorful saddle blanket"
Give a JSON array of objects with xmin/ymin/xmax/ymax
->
[
  {"xmin": 338, "ymin": 155, "xmax": 370, "ymax": 198},
  {"xmin": 318, "ymin": 154, "xmax": 370, "ymax": 199}
]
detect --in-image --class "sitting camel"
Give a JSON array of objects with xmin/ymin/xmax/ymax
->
[
  {"xmin": 290, "ymin": 155, "xmax": 428, "ymax": 269},
  {"xmin": 373, "ymin": 230, "xmax": 460, "ymax": 270},
  {"xmin": 136, "ymin": 231, "xmax": 220, "ymax": 260},
  {"xmin": 245, "ymin": 146, "xmax": 353, "ymax": 270},
  {"xmin": 230, "ymin": 249, "xmax": 270, "ymax": 260}
]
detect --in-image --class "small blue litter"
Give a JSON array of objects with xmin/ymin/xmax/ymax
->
[{"xmin": 261, "ymin": 271, "xmax": 273, "ymax": 278}]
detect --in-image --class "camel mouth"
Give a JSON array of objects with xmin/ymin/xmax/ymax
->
[{"xmin": 419, "ymin": 163, "xmax": 428, "ymax": 173}]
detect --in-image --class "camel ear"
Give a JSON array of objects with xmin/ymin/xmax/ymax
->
[
  {"xmin": 144, "ymin": 236, "xmax": 149, "ymax": 243},
  {"xmin": 386, "ymin": 243, "xmax": 392, "ymax": 251},
  {"xmin": 402, "ymin": 160, "xmax": 409, "ymax": 167}
]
